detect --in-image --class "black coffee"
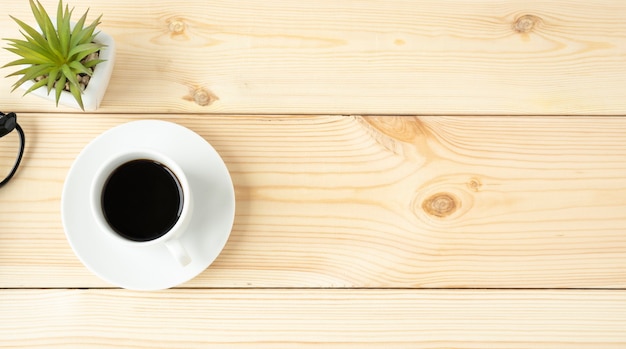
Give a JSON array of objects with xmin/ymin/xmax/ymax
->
[{"xmin": 101, "ymin": 159, "xmax": 183, "ymax": 242}]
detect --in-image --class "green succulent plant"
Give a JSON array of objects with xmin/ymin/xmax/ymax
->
[{"xmin": 3, "ymin": 0, "xmax": 105, "ymax": 110}]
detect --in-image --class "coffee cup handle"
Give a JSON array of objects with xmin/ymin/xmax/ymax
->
[{"xmin": 165, "ymin": 239, "xmax": 191, "ymax": 266}]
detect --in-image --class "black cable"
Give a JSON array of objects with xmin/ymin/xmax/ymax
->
[{"xmin": 0, "ymin": 112, "xmax": 25, "ymax": 188}]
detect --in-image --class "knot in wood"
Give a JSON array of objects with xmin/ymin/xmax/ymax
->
[
  {"xmin": 467, "ymin": 177, "xmax": 482, "ymax": 192},
  {"xmin": 168, "ymin": 19, "xmax": 186, "ymax": 34},
  {"xmin": 514, "ymin": 14, "xmax": 540, "ymax": 33},
  {"xmin": 193, "ymin": 88, "xmax": 213, "ymax": 106},
  {"xmin": 422, "ymin": 192, "xmax": 459, "ymax": 218}
]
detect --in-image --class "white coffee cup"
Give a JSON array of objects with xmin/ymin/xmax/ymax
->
[{"xmin": 90, "ymin": 149, "xmax": 193, "ymax": 266}]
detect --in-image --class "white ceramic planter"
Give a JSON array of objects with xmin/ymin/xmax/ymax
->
[{"xmin": 19, "ymin": 29, "xmax": 116, "ymax": 112}]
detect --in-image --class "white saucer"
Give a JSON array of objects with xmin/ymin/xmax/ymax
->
[{"xmin": 61, "ymin": 120, "xmax": 235, "ymax": 290}]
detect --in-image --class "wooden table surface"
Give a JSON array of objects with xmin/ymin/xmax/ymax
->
[{"xmin": 1, "ymin": 1, "xmax": 626, "ymax": 347}]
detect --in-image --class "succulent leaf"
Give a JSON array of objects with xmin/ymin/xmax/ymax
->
[
  {"xmin": 68, "ymin": 78, "xmax": 84, "ymax": 110},
  {"xmin": 61, "ymin": 63, "xmax": 79, "ymax": 88},
  {"xmin": 47, "ymin": 67, "xmax": 60, "ymax": 93},
  {"xmin": 8, "ymin": 62, "xmax": 54, "ymax": 79},
  {"xmin": 28, "ymin": 0, "xmax": 46, "ymax": 33},
  {"xmin": 80, "ymin": 15, "xmax": 102, "ymax": 44},
  {"xmin": 68, "ymin": 60, "xmax": 90, "ymax": 76},
  {"xmin": 5, "ymin": 65, "xmax": 42, "ymax": 78},
  {"xmin": 4, "ymin": 46, "xmax": 51, "ymax": 65},
  {"xmin": 57, "ymin": 1, "xmax": 71, "ymax": 57},
  {"xmin": 6, "ymin": 38, "xmax": 48, "ymax": 57},
  {"xmin": 10, "ymin": 63, "xmax": 55, "ymax": 91},
  {"xmin": 22, "ymin": 76, "xmax": 49, "ymax": 95},
  {"xmin": 83, "ymin": 58, "xmax": 105, "ymax": 69},
  {"xmin": 54, "ymin": 74, "xmax": 66, "ymax": 106},
  {"xmin": 10, "ymin": 16, "xmax": 49, "ymax": 49},
  {"xmin": 2, "ymin": 58, "xmax": 41, "ymax": 68},
  {"xmin": 6, "ymin": 38, "xmax": 57, "ymax": 62},
  {"xmin": 69, "ymin": 11, "xmax": 88, "ymax": 48},
  {"xmin": 68, "ymin": 42, "xmax": 100, "ymax": 59}
]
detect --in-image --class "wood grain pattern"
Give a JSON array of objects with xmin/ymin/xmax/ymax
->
[
  {"xmin": 2, "ymin": 1, "xmax": 624, "ymax": 346},
  {"xmin": 1, "ymin": 289, "xmax": 625, "ymax": 348},
  {"xmin": 1, "ymin": 0, "xmax": 626, "ymax": 114},
  {"xmin": 1, "ymin": 114, "xmax": 626, "ymax": 288}
]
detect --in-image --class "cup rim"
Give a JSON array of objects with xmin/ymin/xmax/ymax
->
[{"xmin": 90, "ymin": 148, "xmax": 192, "ymax": 246}]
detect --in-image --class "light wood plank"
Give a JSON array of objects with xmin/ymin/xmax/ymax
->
[
  {"xmin": 2, "ymin": 114, "xmax": 626, "ymax": 288},
  {"xmin": 1, "ymin": 289, "xmax": 625, "ymax": 348},
  {"xmin": 1, "ymin": 0, "xmax": 626, "ymax": 114}
]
